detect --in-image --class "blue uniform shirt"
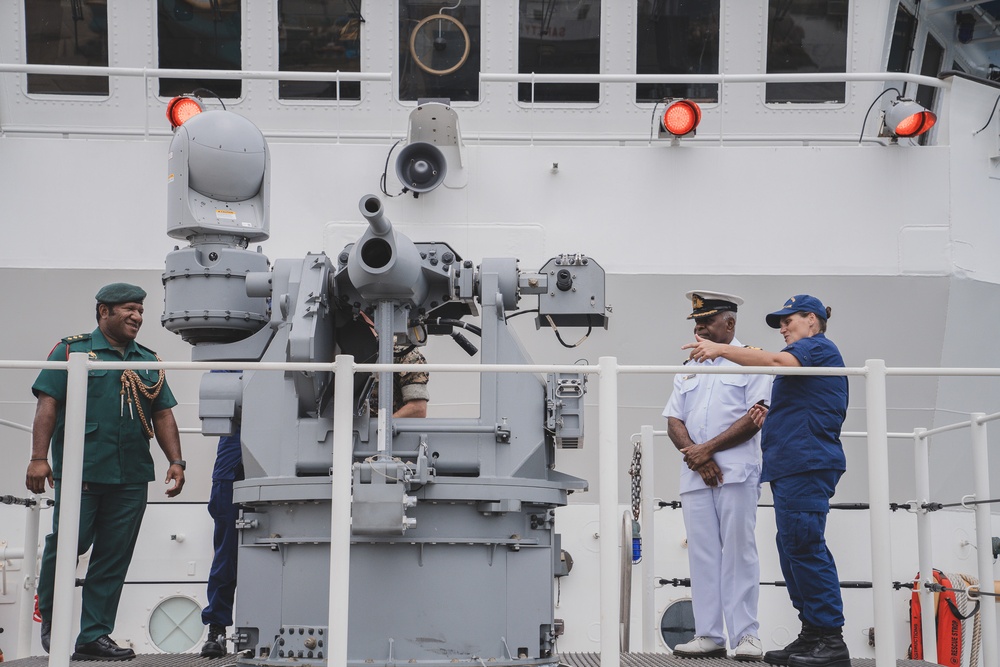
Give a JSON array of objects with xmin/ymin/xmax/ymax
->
[
  {"xmin": 208, "ymin": 370, "xmax": 244, "ymax": 481},
  {"xmin": 213, "ymin": 433, "xmax": 243, "ymax": 481},
  {"xmin": 760, "ymin": 333, "xmax": 848, "ymax": 483}
]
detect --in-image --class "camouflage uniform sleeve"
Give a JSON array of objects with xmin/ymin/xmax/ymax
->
[{"xmin": 397, "ymin": 347, "xmax": 430, "ymax": 404}]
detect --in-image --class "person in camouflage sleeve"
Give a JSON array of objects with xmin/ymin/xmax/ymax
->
[{"xmin": 369, "ymin": 345, "xmax": 429, "ymax": 417}]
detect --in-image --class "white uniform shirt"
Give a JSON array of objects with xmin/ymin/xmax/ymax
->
[{"xmin": 663, "ymin": 338, "xmax": 773, "ymax": 494}]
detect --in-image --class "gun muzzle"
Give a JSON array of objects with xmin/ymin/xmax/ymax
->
[
  {"xmin": 347, "ymin": 195, "xmax": 428, "ymax": 304},
  {"xmin": 361, "ymin": 194, "xmax": 392, "ymax": 237}
]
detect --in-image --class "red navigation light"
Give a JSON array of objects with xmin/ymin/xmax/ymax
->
[
  {"xmin": 661, "ymin": 100, "xmax": 702, "ymax": 138},
  {"xmin": 166, "ymin": 96, "xmax": 205, "ymax": 129},
  {"xmin": 884, "ymin": 99, "xmax": 936, "ymax": 138}
]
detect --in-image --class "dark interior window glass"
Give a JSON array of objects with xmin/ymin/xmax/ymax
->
[
  {"xmin": 766, "ymin": 0, "xmax": 848, "ymax": 104},
  {"xmin": 915, "ymin": 34, "xmax": 944, "ymax": 111},
  {"xmin": 518, "ymin": 0, "xmax": 601, "ymax": 103},
  {"xmin": 398, "ymin": 1, "xmax": 481, "ymax": 102},
  {"xmin": 279, "ymin": 0, "xmax": 362, "ymax": 100},
  {"xmin": 24, "ymin": 0, "xmax": 109, "ymax": 95},
  {"xmin": 636, "ymin": 0, "xmax": 719, "ymax": 103},
  {"xmin": 157, "ymin": 0, "xmax": 242, "ymax": 99},
  {"xmin": 914, "ymin": 33, "xmax": 944, "ymax": 144},
  {"xmin": 886, "ymin": 4, "xmax": 917, "ymax": 73}
]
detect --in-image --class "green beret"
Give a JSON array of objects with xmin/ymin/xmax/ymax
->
[{"xmin": 95, "ymin": 282, "xmax": 146, "ymax": 305}]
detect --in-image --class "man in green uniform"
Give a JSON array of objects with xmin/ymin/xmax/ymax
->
[{"xmin": 26, "ymin": 282, "xmax": 185, "ymax": 661}]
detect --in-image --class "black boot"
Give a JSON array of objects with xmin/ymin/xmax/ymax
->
[
  {"xmin": 764, "ymin": 623, "xmax": 820, "ymax": 666},
  {"xmin": 40, "ymin": 619, "xmax": 51, "ymax": 654},
  {"xmin": 787, "ymin": 627, "xmax": 850, "ymax": 667},
  {"xmin": 201, "ymin": 624, "xmax": 228, "ymax": 658}
]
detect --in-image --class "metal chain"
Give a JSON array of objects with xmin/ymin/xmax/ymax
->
[{"xmin": 629, "ymin": 440, "xmax": 642, "ymax": 522}]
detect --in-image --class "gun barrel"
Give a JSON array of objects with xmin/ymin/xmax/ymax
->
[{"xmin": 360, "ymin": 194, "xmax": 392, "ymax": 236}]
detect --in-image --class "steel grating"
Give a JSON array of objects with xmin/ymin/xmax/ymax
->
[
  {"xmin": 558, "ymin": 652, "xmax": 938, "ymax": 667},
  {"xmin": 0, "ymin": 653, "xmax": 939, "ymax": 667},
  {"xmin": 0, "ymin": 655, "xmax": 240, "ymax": 667}
]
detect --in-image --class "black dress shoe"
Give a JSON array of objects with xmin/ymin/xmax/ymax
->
[
  {"xmin": 41, "ymin": 620, "xmax": 51, "ymax": 654},
  {"xmin": 71, "ymin": 635, "xmax": 136, "ymax": 661}
]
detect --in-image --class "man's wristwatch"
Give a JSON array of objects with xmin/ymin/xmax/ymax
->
[{"xmin": 170, "ymin": 459, "xmax": 186, "ymax": 470}]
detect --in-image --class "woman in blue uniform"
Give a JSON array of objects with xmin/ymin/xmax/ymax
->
[{"xmin": 682, "ymin": 294, "xmax": 849, "ymax": 667}]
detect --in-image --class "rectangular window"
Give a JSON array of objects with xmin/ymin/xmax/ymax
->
[
  {"xmin": 157, "ymin": 0, "xmax": 242, "ymax": 99},
  {"xmin": 636, "ymin": 0, "xmax": 720, "ymax": 103},
  {"xmin": 518, "ymin": 0, "xmax": 601, "ymax": 103},
  {"xmin": 279, "ymin": 0, "xmax": 362, "ymax": 100},
  {"xmin": 766, "ymin": 0, "xmax": 848, "ymax": 104},
  {"xmin": 886, "ymin": 4, "xmax": 917, "ymax": 74},
  {"xmin": 24, "ymin": 0, "xmax": 109, "ymax": 95},
  {"xmin": 915, "ymin": 33, "xmax": 943, "ymax": 144},
  {"xmin": 398, "ymin": 0, "xmax": 480, "ymax": 102},
  {"xmin": 915, "ymin": 33, "xmax": 944, "ymax": 112}
]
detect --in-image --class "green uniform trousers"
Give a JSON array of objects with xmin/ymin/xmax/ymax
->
[{"xmin": 37, "ymin": 481, "xmax": 147, "ymax": 645}]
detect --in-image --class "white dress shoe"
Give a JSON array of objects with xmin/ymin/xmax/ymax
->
[
  {"xmin": 673, "ymin": 636, "xmax": 727, "ymax": 658},
  {"xmin": 734, "ymin": 634, "xmax": 764, "ymax": 661}
]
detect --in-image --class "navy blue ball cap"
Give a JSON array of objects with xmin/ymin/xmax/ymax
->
[
  {"xmin": 766, "ymin": 294, "xmax": 828, "ymax": 329},
  {"xmin": 95, "ymin": 282, "xmax": 146, "ymax": 305}
]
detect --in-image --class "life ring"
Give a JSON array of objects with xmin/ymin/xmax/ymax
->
[{"xmin": 408, "ymin": 13, "xmax": 471, "ymax": 76}]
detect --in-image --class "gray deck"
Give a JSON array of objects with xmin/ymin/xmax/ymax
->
[
  {"xmin": 0, "ymin": 653, "xmax": 941, "ymax": 667},
  {"xmin": 560, "ymin": 653, "xmax": 936, "ymax": 667}
]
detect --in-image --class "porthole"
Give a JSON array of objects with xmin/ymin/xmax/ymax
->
[
  {"xmin": 148, "ymin": 595, "xmax": 204, "ymax": 653},
  {"xmin": 658, "ymin": 598, "xmax": 695, "ymax": 651}
]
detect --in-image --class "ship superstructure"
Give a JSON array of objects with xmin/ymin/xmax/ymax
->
[{"xmin": 3, "ymin": 1, "xmax": 1000, "ymax": 665}]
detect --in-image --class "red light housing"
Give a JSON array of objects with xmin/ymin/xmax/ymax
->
[
  {"xmin": 661, "ymin": 100, "xmax": 702, "ymax": 138},
  {"xmin": 166, "ymin": 96, "xmax": 205, "ymax": 129},
  {"xmin": 884, "ymin": 99, "xmax": 937, "ymax": 138}
]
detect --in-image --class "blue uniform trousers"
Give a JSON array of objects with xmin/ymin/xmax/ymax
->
[
  {"xmin": 770, "ymin": 470, "xmax": 844, "ymax": 629},
  {"xmin": 201, "ymin": 479, "xmax": 240, "ymax": 627}
]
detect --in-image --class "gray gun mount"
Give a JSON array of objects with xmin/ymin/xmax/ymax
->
[{"xmin": 163, "ymin": 118, "xmax": 609, "ymax": 667}]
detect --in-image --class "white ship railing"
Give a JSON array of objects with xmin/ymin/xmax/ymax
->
[
  {"xmin": 637, "ymin": 412, "xmax": 1000, "ymax": 666},
  {"xmin": 0, "ymin": 63, "xmax": 950, "ymax": 144},
  {"xmin": 3, "ymin": 355, "xmax": 999, "ymax": 667},
  {"xmin": 0, "ymin": 64, "xmax": 949, "ymax": 89}
]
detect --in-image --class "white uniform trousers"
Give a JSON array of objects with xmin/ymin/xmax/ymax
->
[{"xmin": 681, "ymin": 471, "xmax": 761, "ymax": 647}]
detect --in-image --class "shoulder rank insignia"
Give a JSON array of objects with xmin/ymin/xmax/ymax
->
[
  {"xmin": 62, "ymin": 333, "xmax": 91, "ymax": 343},
  {"xmin": 135, "ymin": 341, "xmax": 158, "ymax": 356}
]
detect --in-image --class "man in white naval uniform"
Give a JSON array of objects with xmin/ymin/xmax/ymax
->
[{"xmin": 664, "ymin": 291, "xmax": 772, "ymax": 661}]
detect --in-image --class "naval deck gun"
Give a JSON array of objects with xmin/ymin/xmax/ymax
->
[{"xmin": 161, "ymin": 109, "xmax": 609, "ymax": 667}]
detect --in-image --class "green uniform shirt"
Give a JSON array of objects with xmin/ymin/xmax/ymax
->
[{"xmin": 32, "ymin": 328, "xmax": 177, "ymax": 484}]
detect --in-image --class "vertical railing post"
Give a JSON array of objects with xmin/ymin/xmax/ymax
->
[
  {"xmin": 598, "ymin": 357, "xmax": 620, "ymax": 667},
  {"xmin": 912, "ymin": 428, "xmax": 937, "ymax": 660},
  {"xmin": 970, "ymin": 413, "xmax": 998, "ymax": 667},
  {"xmin": 16, "ymin": 496, "xmax": 42, "ymax": 658},
  {"xmin": 49, "ymin": 352, "xmax": 90, "ymax": 667},
  {"xmin": 639, "ymin": 426, "xmax": 657, "ymax": 652},
  {"xmin": 329, "ymin": 355, "xmax": 355, "ymax": 667},
  {"xmin": 863, "ymin": 359, "xmax": 895, "ymax": 666}
]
